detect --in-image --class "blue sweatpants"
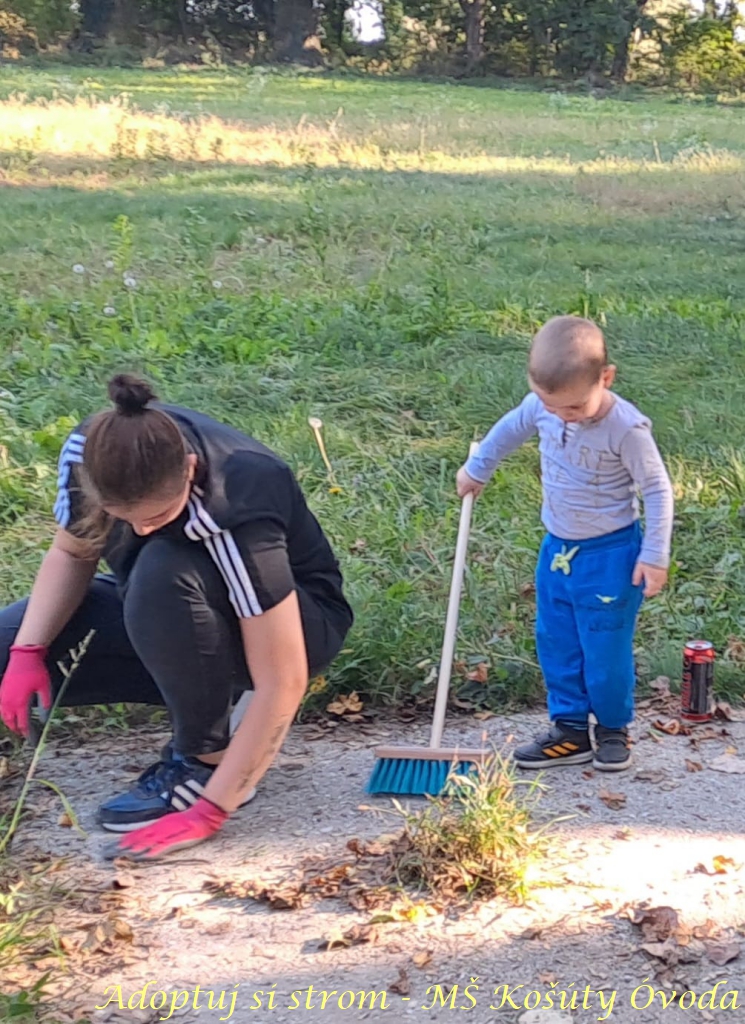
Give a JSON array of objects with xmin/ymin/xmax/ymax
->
[{"xmin": 535, "ymin": 522, "xmax": 644, "ymax": 730}]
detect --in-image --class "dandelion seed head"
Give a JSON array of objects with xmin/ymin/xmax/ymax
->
[
  {"xmin": 212, "ymin": 280, "xmax": 223, "ymax": 289},
  {"xmin": 103, "ymin": 306, "xmax": 117, "ymax": 317},
  {"xmin": 105, "ymin": 260, "xmax": 115, "ymax": 270},
  {"xmin": 123, "ymin": 275, "xmax": 137, "ymax": 289},
  {"xmin": 72, "ymin": 264, "xmax": 86, "ymax": 275}
]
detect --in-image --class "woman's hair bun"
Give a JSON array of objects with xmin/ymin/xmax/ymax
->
[{"xmin": 108, "ymin": 374, "xmax": 158, "ymax": 417}]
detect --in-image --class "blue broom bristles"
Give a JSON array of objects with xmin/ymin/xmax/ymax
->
[{"xmin": 366, "ymin": 757, "xmax": 477, "ymax": 796}]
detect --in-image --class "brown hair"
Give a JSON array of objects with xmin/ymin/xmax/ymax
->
[
  {"xmin": 75, "ymin": 374, "xmax": 188, "ymax": 546},
  {"xmin": 528, "ymin": 315, "xmax": 608, "ymax": 393}
]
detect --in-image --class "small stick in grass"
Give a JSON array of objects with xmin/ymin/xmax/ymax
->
[
  {"xmin": 308, "ymin": 416, "xmax": 341, "ymax": 492},
  {"xmin": 0, "ymin": 630, "xmax": 96, "ymax": 856}
]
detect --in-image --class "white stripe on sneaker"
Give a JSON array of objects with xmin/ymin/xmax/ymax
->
[{"xmin": 172, "ymin": 782, "xmax": 203, "ymax": 807}]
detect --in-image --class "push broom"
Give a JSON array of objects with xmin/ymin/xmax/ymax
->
[{"xmin": 367, "ymin": 445, "xmax": 491, "ymax": 796}]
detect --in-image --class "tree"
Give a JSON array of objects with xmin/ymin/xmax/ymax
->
[
  {"xmin": 78, "ymin": 0, "xmax": 138, "ymax": 44},
  {"xmin": 273, "ymin": 0, "xmax": 323, "ymax": 61},
  {"xmin": 322, "ymin": 0, "xmax": 353, "ymax": 49},
  {"xmin": 459, "ymin": 0, "xmax": 485, "ymax": 68}
]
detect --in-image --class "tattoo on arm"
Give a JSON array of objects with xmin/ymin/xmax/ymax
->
[{"xmin": 238, "ymin": 714, "xmax": 292, "ymax": 791}]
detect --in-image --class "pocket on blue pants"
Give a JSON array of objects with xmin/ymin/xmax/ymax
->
[{"xmin": 578, "ymin": 592, "xmax": 635, "ymax": 632}]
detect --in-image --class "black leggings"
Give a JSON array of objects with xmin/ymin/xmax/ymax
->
[{"xmin": 0, "ymin": 537, "xmax": 345, "ymax": 756}]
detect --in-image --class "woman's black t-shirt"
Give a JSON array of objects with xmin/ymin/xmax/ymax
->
[{"xmin": 53, "ymin": 405, "xmax": 353, "ymax": 639}]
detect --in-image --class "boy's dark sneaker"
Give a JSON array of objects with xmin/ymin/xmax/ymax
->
[
  {"xmin": 97, "ymin": 755, "xmax": 256, "ymax": 832},
  {"xmin": 593, "ymin": 725, "xmax": 632, "ymax": 772},
  {"xmin": 514, "ymin": 722, "xmax": 593, "ymax": 768}
]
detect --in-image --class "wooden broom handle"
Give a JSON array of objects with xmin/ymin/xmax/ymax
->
[{"xmin": 429, "ymin": 443, "xmax": 478, "ymax": 749}]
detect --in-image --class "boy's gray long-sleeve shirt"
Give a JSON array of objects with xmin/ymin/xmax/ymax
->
[{"xmin": 465, "ymin": 392, "xmax": 674, "ymax": 568}]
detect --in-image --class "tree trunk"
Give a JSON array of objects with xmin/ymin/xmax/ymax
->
[
  {"xmin": 459, "ymin": 0, "xmax": 485, "ymax": 70},
  {"xmin": 176, "ymin": 0, "xmax": 189, "ymax": 42},
  {"xmin": 324, "ymin": 0, "xmax": 349, "ymax": 49},
  {"xmin": 273, "ymin": 0, "xmax": 323, "ymax": 63},
  {"xmin": 611, "ymin": 0, "xmax": 648, "ymax": 83},
  {"xmin": 109, "ymin": 0, "xmax": 135, "ymax": 44},
  {"xmin": 79, "ymin": 0, "xmax": 114, "ymax": 38}
]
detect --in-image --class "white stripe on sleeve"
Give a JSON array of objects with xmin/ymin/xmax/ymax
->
[
  {"xmin": 185, "ymin": 493, "xmax": 264, "ymax": 618},
  {"xmin": 54, "ymin": 433, "xmax": 86, "ymax": 529}
]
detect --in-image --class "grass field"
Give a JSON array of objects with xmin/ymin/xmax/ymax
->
[{"xmin": 1, "ymin": 65, "xmax": 745, "ymax": 713}]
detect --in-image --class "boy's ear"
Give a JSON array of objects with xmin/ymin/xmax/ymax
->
[{"xmin": 602, "ymin": 364, "xmax": 617, "ymax": 388}]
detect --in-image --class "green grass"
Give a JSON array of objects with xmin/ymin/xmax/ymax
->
[{"xmin": 1, "ymin": 65, "xmax": 745, "ymax": 715}]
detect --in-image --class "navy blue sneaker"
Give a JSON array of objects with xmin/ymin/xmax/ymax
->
[
  {"xmin": 514, "ymin": 722, "xmax": 593, "ymax": 768},
  {"xmin": 97, "ymin": 755, "xmax": 256, "ymax": 833},
  {"xmin": 593, "ymin": 725, "xmax": 632, "ymax": 772}
]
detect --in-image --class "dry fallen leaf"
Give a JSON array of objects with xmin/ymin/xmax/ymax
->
[
  {"xmin": 599, "ymin": 788, "xmax": 627, "ymax": 810},
  {"xmin": 653, "ymin": 718, "xmax": 691, "ymax": 736},
  {"xmin": 307, "ymin": 676, "xmax": 327, "ymax": 695},
  {"xmin": 713, "ymin": 854, "xmax": 736, "ymax": 872},
  {"xmin": 318, "ymin": 923, "xmax": 378, "ymax": 951},
  {"xmin": 412, "ymin": 950, "xmax": 433, "ymax": 969},
  {"xmin": 58, "ymin": 813, "xmax": 72, "ymax": 828},
  {"xmin": 326, "ymin": 691, "xmax": 364, "ymax": 716},
  {"xmin": 113, "ymin": 918, "xmax": 133, "ymax": 941},
  {"xmin": 473, "ymin": 710, "xmax": 495, "ymax": 721},
  {"xmin": 111, "ymin": 872, "xmax": 135, "ymax": 890},
  {"xmin": 388, "ymin": 968, "xmax": 411, "ymax": 996},
  {"xmin": 349, "ymin": 538, "xmax": 367, "ymax": 554},
  {"xmin": 346, "ymin": 837, "xmax": 388, "ymax": 858},
  {"xmin": 372, "ymin": 899, "xmax": 434, "ymax": 925},
  {"xmin": 304, "ymin": 864, "xmax": 352, "ymax": 898},
  {"xmin": 705, "ymin": 940, "xmax": 741, "ymax": 966},
  {"xmin": 695, "ymin": 856, "xmax": 736, "ymax": 876},
  {"xmin": 538, "ymin": 971, "xmax": 558, "ymax": 984},
  {"xmin": 685, "ymin": 759, "xmax": 703, "ymax": 773},
  {"xmin": 79, "ymin": 921, "xmax": 112, "ymax": 954},
  {"xmin": 715, "ymin": 702, "xmax": 740, "ymax": 722},
  {"xmin": 234, "ymin": 883, "xmax": 307, "ymax": 910},
  {"xmin": 709, "ymin": 754, "xmax": 745, "ymax": 774},
  {"xmin": 640, "ymin": 938, "xmax": 683, "ymax": 965},
  {"xmin": 630, "ymin": 906, "xmax": 680, "ymax": 942},
  {"xmin": 692, "ymin": 919, "xmax": 720, "ymax": 940},
  {"xmin": 466, "ymin": 662, "xmax": 488, "ymax": 684},
  {"xmin": 649, "ymin": 676, "xmax": 672, "ymax": 695}
]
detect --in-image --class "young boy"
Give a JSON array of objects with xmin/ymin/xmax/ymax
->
[{"xmin": 457, "ymin": 316, "xmax": 674, "ymax": 772}]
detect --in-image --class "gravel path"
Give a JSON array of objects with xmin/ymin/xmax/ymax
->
[{"xmin": 6, "ymin": 706, "xmax": 745, "ymax": 1024}]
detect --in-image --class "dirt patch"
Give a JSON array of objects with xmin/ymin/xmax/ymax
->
[{"xmin": 4, "ymin": 705, "xmax": 745, "ymax": 1023}]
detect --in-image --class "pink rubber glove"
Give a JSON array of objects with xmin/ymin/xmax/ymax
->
[
  {"xmin": 104, "ymin": 797, "xmax": 229, "ymax": 861},
  {"xmin": 0, "ymin": 645, "xmax": 51, "ymax": 737}
]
